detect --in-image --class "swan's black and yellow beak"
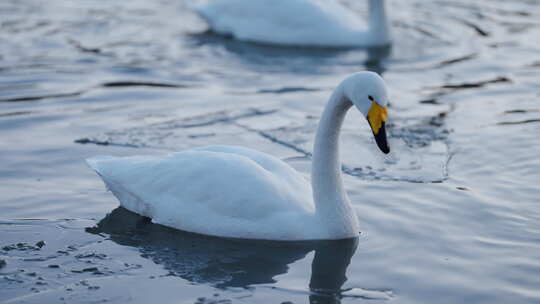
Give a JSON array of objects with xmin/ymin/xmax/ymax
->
[{"xmin": 367, "ymin": 101, "xmax": 390, "ymax": 154}]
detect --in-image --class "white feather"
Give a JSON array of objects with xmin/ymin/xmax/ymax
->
[{"xmin": 87, "ymin": 72, "xmax": 390, "ymax": 241}]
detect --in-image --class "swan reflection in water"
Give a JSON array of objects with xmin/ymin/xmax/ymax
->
[
  {"xmin": 187, "ymin": 32, "xmax": 391, "ymax": 75},
  {"xmin": 89, "ymin": 207, "xmax": 358, "ymax": 303}
]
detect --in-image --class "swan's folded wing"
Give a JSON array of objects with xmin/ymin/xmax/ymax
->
[
  {"xmin": 190, "ymin": 0, "xmax": 366, "ymax": 47},
  {"xmin": 86, "ymin": 150, "xmax": 315, "ymax": 239}
]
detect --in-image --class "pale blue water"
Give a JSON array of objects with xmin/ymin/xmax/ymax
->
[{"xmin": 1, "ymin": 0, "xmax": 539, "ymax": 303}]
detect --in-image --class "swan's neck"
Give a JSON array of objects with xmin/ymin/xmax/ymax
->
[
  {"xmin": 366, "ymin": 0, "xmax": 391, "ymax": 45},
  {"xmin": 311, "ymin": 86, "xmax": 359, "ymax": 238}
]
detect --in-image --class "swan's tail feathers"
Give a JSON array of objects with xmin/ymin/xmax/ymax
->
[
  {"xmin": 86, "ymin": 156, "xmax": 122, "ymax": 194},
  {"xmin": 86, "ymin": 156, "xmax": 117, "ymax": 175}
]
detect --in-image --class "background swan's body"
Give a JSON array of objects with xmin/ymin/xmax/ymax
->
[
  {"xmin": 191, "ymin": 0, "xmax": 391, "ymax": 47},
  {"xmin": 88, "ymin": 72, "xmax": 390, "ymax": 241}
]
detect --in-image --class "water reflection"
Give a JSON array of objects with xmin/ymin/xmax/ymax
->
[
  {"xmin": 187, "ymin": 32, "xmax": 390, "ymax": 75},
  {"xmin": 89, "ymin": 207, "xmax": 358, "ymax": 302},
  {"xmin": 309, "ymin": 238, "xmax": 358, "ymax": 303}
]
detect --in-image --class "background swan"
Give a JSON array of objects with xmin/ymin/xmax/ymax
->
[
  {"xmin": 191, "ymin": 0, "xmax": 391, "ymax": 47},
  {"xmin": 87, "ymin": 71, "xmax": 390, "ymax": 241}
]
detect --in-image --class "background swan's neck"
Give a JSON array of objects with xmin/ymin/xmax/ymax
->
[
  {"xmin": 311, "ymin": 86, "xmax": 359, "ymax": 238},
  {"xmin": 366, "ymin": 0, "xmax": 391, "ymax": 45}
]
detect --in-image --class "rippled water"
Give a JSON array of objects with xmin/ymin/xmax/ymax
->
[{"xmin": 1, "ymin": 0, "xmax": 540, "ymax": 303}]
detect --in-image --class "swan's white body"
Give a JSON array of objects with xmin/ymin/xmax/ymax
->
[
  {"xmin": 191, "ymin": 0, "xmax": 391, "ymax": 47},
  {"xmin": 88, "ymin": 146, "xmax": 329, "ymax": 240},
  {"xmin": 87, "ymin": 72, "xmax": 390, "ymax": 241}
]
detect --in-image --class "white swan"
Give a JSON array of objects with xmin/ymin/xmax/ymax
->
[
  {"xmin": 87, "ymin": 71, "xmax": 390, "ymax": 241},
  {"xmin": 191, "ymin": 0, "xmax": 391, "ymax": 47}
]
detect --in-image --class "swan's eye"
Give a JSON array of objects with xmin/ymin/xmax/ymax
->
[{"xmin": 368, "ymin": 95, "xmax": 374, "ymax": 101}]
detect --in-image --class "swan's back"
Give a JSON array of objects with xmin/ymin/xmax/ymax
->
[
  {"xmin": 192, "ymin": 0, "xmax": 366, "ymax": 47},
  {"xmin": 87, "ymin": 146, "xmax": 315, "ymax": 240}
]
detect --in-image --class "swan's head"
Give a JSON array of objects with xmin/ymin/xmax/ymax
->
[{"xmin": 342, "ymin": 71, "xmax": 390, "ymax": 154}]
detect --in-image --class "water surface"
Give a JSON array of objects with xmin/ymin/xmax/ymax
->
[{"xmin": 1, "ymin": 0, "xmax": 539, "ymax": 303}]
